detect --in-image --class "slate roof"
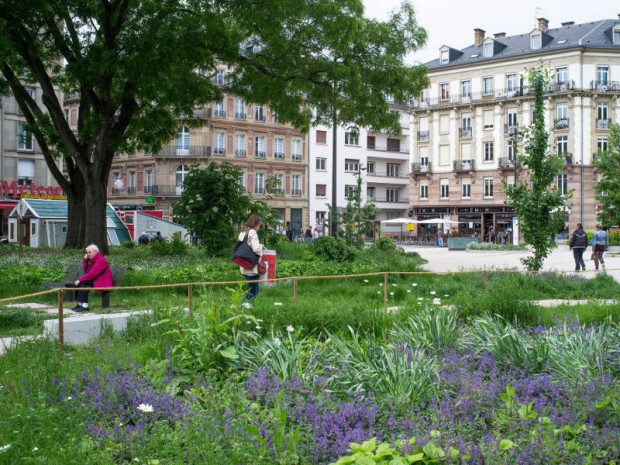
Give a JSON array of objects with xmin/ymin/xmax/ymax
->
[
  {"xmin": 426, "ymin": 19, "xmax": 620, "ymax": 69},
  {"xmin": 10, "ymin": 199, "xmax": 121, "ymax": 220}
]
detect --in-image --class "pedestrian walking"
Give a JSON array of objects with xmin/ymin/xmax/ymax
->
[
  {"xmin": 237, "ymin": 214, "xmax": 264, "ymax": 300},
  {"xmin": 569, "ymin": 223, "xmax": 588, "ymax": 271},
  {"xmin": 591, "ymin": 223, "xmax": 608, "ymax": 271}
]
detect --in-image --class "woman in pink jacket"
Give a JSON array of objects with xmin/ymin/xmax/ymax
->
[{"xmin": 72, "ymin": 244, "xmax": 113, "ymax": 312}]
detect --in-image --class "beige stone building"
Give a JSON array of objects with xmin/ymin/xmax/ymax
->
[
  {"xmin": 410, "ymin": 16, "xmax": 620, "ymax": 240},
  {"xmin": 63, "ymin": 91, "xmax": 309, "ymax": 232}
]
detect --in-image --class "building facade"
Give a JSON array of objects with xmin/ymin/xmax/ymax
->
[
  {"xmin": 67, "ymin": 91, "xmax": 309, "ymax": 235},
  {"xmin": 1, "ymin": 87, "xmax": 63, "ymax": 240},
  {"xmin": 308, "ymin": 106, "xmax": 411, "ymax": 236},
  {"xmin": 410, "ymin": 16, "xmax": 620, "ymax": 240}
]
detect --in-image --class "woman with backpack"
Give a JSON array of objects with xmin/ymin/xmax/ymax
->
[{"xmin": 569, "ymin": 223, "xmax": 588, "ymax": 271}]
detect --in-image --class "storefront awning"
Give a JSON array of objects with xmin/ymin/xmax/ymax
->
[{"xmin": 0, "ymin": 201, "xmax": 18, "ymax": 210}]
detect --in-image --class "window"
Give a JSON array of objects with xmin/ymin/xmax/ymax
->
[
  {"xmin": 213, "ymin": 101, "xmax": 225, "ymax": 117},
  {"xmin": 17, "ymin": 123, "xmax": 34, "ymax": 151},
  {"xmin": 316, "ymin": 184, "xmax": 327, "ymax": 197},
  {"xmin": 367, "ymin": 186, "xmax": 376, "ymax": 199},
  {"xmin": 557, "ymin": 135, "xmax": 568, "ymax": 154},
  {"xmin": 420, "ymin": 184, "xmax": 428, "ymax": 200},
  {"xmin": 144, "ymin": 169, "xmax": 153, "ymax": 193},
  {"xmin": 556, "ymin": 102, "xmax": 568, "ymax": 120},
  {"xmin": 316, "ymin": 130, "xmax": 327, "ymax": 144},
  {"xmin": 462, "ymin": 115, "xmax": 471, "ymax": 130},
  {"xmin": 345, "ymin": 184, "xmax": 357, "ymax": 199},
  {"xmin": 291, "ymin": 139, "xmax": 302, "ymax": 160},
  {"xmin": 238, "ymin": 171, "xmax": 246, "ymax": 189},
  {"xmin": 255, "ymin": 136, "xmax": 266, "ymax": 158},
  {"xmin": 483, "ymin": 110, "xmax": 494, "ymax": 130},
  {"xmin": 556, "ymin": 66, "xmax": 568, "ymax": 83},
  {"xmin": 439, "ymin": 115, "xmax": 450, "ymax": 134},
  {"xmin": 16, "ymin": 88, "xmax": 35, "ymax": 116},
  {"xmin": 506, "ymin": 73, "xmax": 517, "ymax": 91},
  {"xmin": 483, "ymin": 76, "xmax": 493, "ymax": 95},
  {"xmin": 507, "ymin": 139, "xmax": 516, "ymax": 160},
  {"xmin": 291, "ymin": 174, "xmax": 301, "ymax": 196},
  {"xmin": 483, "ymin": 42, "xmax": 493, "ymax": 58},
  {"xmin": 213, "ymin": 70, "xmax": 225, "ymax": 85},
  {"xmin": 213, "ymin": 132, "xmax": 225, "ymax": 155},
  {"xmin": 614, "ymin": 27, "xmax": 620, "ymax": 44},
  {"xmin": 273, "ymin": 174, "xmax": 284, "ymax": 195},
  {"xmin": 461, "ymin": 80, "xmax": 471, "ymax": 98},
  {"xmin": 598, "ymin": 136, "xmax": 608, "ymax": 152},
  {"xmin": 316, "ymin": 211, "xmax": 326, "ymax": 228},
  {"xmin": 462, "ymin": 182, "xmax": 471, "ymax": 198},
  {"xmin": 235, "ymin": 99, "xmax": 246, "ymax": 119},
  {"xmin": 316, "ymin": 157, "xmax": 327, "ymax": 170},
  {"xmin": 387, "ymin": 163, "xmax": 400, "ymax": 177},
  {"xmin": 597, "ymin": 66, "xmax": 609, "ymax": 86},
  {"xmin": 440, "ymin": 50, "xmax": 449, "ymax": 64},
  {"xmin": 597, "ymin": 101, "xmax": 609, "ymax": 121},
  {"xmin": 176, "ymin": 164, "xmax": 189, "ymax": 194},
  {"xmin": 386, "ymin": 189, "xmax": 399, "ymax": 202},
  {"xmin": 17, "ymin": 159, "xmax": 34, "ymax": 185},
  {"xmin": 175, "ymin": 126, "xmax": 189, "ymax": 155},
  {"xmin": 385, "ymin": 93, "xmax": 394, "ymax": 103},
  {"xmin": 531, "ymin": 32, "xmax": 541, "ymax": 49},
  {"xmin": 254, "ymin": 172, "xmax": 265, "ymax": 194},
  {"xmin": 484, "ymin": 178, "xmax": 494, "ymax": 197},
  {"xmin": 64, "ymin": 108, "xmax": 70, "ymax": 121},
  {"xmin": 367, "ymin": 135, "xmax": 376, "ymax": 149},
  {"xmin": 439, "ymin": 82, "xmax": 450, "ymax": 100},
  {"xmin": 484, "ymin": 141, "xmax": 494, "ymax": 161},
  {"xmin": 127, "ymin": 171, "xmax": 136, "ymax": 193},
  {"xmin": 366, "ymin": 162, "xmax": 375, "ymax": 173},
  {"xmin": 387, "ymin": 138, "xmax": 401, "ymax": 152},
  {"xmin": 440, "ymin": 180, "xmax": 449, "ymax": 199},
  {"xmin": 507, "ymin": 110, "xmax": 518, "ymax": 128},
  {"xmin": 556, "ymin": 174, "xmax": 568, "ymax": 196},
  {"xmin": 112, "ymin": 172, "xmax": 121, "ymax": 193},
  {"xmin": 235, "ymin": 134, "xmax": 246, "ymax": 156},
  {"xmin": 274, "ymin": 137, "xmax": 284, "ymax": 159},
  {"xmin": 344, "ymin": 159, "xmax": 359, "ymax": 172},
  {"xmin": 344, "ymin": 131, "xmax": 359, "ymax": 146},
  {"xmin": 254, "ymin": 105, "xmax": 266, "ymax": 121}
]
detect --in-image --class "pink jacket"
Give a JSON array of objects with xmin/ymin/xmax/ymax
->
[{"xmin": 80, "ymin": 252, "xmax": 114, "ymax": 289}]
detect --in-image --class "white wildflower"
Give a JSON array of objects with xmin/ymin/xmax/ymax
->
[
  {"xmin": 389, "ymin": 292, "xmax": 395, "ymax": 296},
  {"xmin": 0, "ymin": 445, "xmax": 11, "ymax": 453},
  {"xmin": 242, "ymin": 302, "xmax": 252, "ymax": 309},
  {"xmin": 391, "ymin": 283, "xmax": 397, "ymax": 287},
  {"xmin": 273, "ymin": 337, "xmax": 282, "ymax": 347},
  {"xmin": 137, "ymin": 403, "xmax": 154, "ymax": 413},
  {"xmin": 417, "ymin": 297, "xmax": 424, "ymax": 301},
  {"xmin": 286, "ymin": 325, "xmax": 294, "ymax": 333},
  {"xmin": 444, "ymin": 294, "xmax": 450, "ymax": 297},
  {"xmin": 273, "ymin": 302, "xmax": 283, "ymax": 306},
  {"xmin": 430, "ymin": 291, "xmax": 436, "ymax": 295},
  {"xmin": 32, "ymin": 447, "xmax": 39, "ymax": 452},
  {"xmin": 433, "ymin": 298, "xmax": 442, "ymax": 305},
  {"xmin": 411, "ymin": 283, "xmax": 418, "ymax": 287},
  {"xmin": 407, "ymin": 290, "xmax": 411, "ymax": 293},
  {"xmin": 363, "ymin": 279, "xmax": 369, "ymax": 283}
]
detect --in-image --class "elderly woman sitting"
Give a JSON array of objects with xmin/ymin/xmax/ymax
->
[{"xmin": 72, "ymin": 244, "xmax": 113, "ymax": 312}]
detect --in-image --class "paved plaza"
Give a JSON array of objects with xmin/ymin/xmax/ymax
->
[{"xmin": 401, "ymin": 244, "xmax": 619, "ymax": 282}]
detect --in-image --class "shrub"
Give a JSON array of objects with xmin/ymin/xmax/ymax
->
[
  {"xmin": 148, "ymin": 235, "xmax": 189, "ymax": 256},
  {"xmin": 313, "ymin": 236, "xmax": 357, "ymax": 262}
]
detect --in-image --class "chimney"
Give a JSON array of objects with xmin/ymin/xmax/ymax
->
[
  {"xmin": 474, "ymin": 28, "xmax": 486, "ymax": 46},
  {"xmin": 537, "ymin": 17, "xmax": 549, "ymax": 33},
  {"xmin": 494, "ymin": 32, "xmax": 506, "ymax": 38},
  {"xmin": 561, "ymin": 21, "xmax": 574, "ymax": 26}
]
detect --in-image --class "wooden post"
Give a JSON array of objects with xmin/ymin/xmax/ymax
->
[
  {"xmin": 188, "ymin": 284, "xmax": 193, "ymax": 316},
  {"xmin": 293, "ymin": 278, "xmax": 298, "ymax": 305},
  {"xmin": 57, "ymin": 289, "xmax": 64, "ymax": 351},
  {"xmin": 484, "ymin": 270, "xmax": 489, "ymax": 295},
  {"xmin": 384, "ymin": 272, "xmax": 388, "ymax": 312}
]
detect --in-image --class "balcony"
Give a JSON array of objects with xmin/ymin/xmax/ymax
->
[
  {"xmin": 554, "ymin": 118, "xmax": 569, "ymax": 130},
  {"xmin": 151, "ymin": 145, "xmax": 211, "ymax": 157},
  {"xmin": 274, "ymin": 152, "xmax": 284, "ymax": 159},
  {"xmin": 152, "ymin": 185, "xmax": 183, "ymax": 196},
  {"xmin": 596, "ymin": 119, "xmax": 612, "ymax": 130},
  {"xmin": 255, "ymin": 151, "xmax": 266, "ymax": 159},
  {"xmin": 193, "ymin": 108, "xmax": 212, "ymax": 118},
  {"xmin": 254, "ymin": 187, "xmax": 266, "ymax": 194},
  {"xmin": 498, "ymin": 157, "xmax": 517, "ymax": 170},
  {"xmin": 144, "ymin": 186, "xmax": 154, "ymax": 194},
  {"xmin": 127, "ymin": 186, "xmax": 136, "ymax": 194},
  {"xmin": 562, "ymin": 153, "xmax": 573, "ymax": 165},
  {"xmin": 212, "ymin": 147, "xmax": 226, "ymax": 157},
  {"xmin": 411, "ymin": 162, "xmax": 432, "ymax": 174},
  {"xmin": 291, "ymin": 189, "xmax": 302, "ymax": 196},
  {"xmin": 453, "ymin": 159, "xmax": 475, "ymax": 172},
  {"xmin": 367, "ymin": 144, "xmax": 409, "ymax": 154},
  {"xmin": 590, "ymin": 81, "xmax": 620, "ymax": 92},
  {"xmin": 255, "ymin": 114, "xmax": 266, "ymax": 122},
  {"xmin": 111, "ymin": 188, "xmax": 120, "ymax": 195},
  {"xmin": 292, "ymin": 154, "xmax": 302, "ymax": 161},
  {"xmin": 234, "ymin": 149, "xmax": 246, "ymax": 157},
  {"xmin": 459, "ymin": 127, "xmax": 472, "ymax": 138},
  {"xmin": 504, "ymin": 124, "xmax": 519, "ymax": 135},
  {"xmin": 213, "ymin": 110, "xmax": 226, "ymax": 118},
  {"xmin": 417, "ymin": 131, "xmax": 430, "ymax": 142},
  {"xmin": 550, "ymin": 81, "xmax": 576, "ymax": 93},
  {"xmin": 234, "ymin": 112, "xmax": 247, "ymax": 119}
]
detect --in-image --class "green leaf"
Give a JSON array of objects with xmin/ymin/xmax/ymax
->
[
  {"xmin": 218, "ymin": 346, "xmax": 238, "ymax": 359},
  {"xmin": 499, "ymin": 439, "xmax": 516, "ymax": 451}
]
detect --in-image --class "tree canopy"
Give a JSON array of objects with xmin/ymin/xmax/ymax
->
[
  {"xmin": 0, "ymin": 0, "xmax": 428, "ymax": 251},
  {"xmin": 593, "ymin": 123, "xmax": 620, "ymax": 228}
]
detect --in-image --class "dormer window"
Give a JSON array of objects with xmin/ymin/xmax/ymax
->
[
  {"xmin": 483, "ymin": 41, "xmax": 493, "ymax": 58},
  {"xmin": 440, "ymin": 50, "xmax": 449, "ymax": 64},
  {"xmin": 614, "ymin": 27, "xmax": 620, "ymax": 44},
  {"xmin": 531, "ymin": 32, "xmax": 542, "ymax": 49}
]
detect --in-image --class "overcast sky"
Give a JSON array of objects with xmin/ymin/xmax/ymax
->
[{"xmin": 363, "ymin": 0, "xmax": 619, "ymax": 64}]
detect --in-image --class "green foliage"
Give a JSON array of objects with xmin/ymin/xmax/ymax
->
[
  {"xmin": 313, "ymin": 236, "xmax": 358, "ymax": 262},
  {"xmin": 505, "ymin": 66, "xmax": 566, "ymax": 271},
  {"xmin": 391, "ymin": 306, "xmax": 461, "ymax": 354},
  {"xmin": 594, "ymin": 124, "xmax": 620, "ymax": 228},
  {"xmin": 338, "ymin": 174, "xmax": 378, "ymax": 247},
  {"xmin": 147, "ymin": 234, "xmax": 189, "ymax": 256}
]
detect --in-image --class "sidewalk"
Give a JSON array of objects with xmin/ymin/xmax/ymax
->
[{"xmin": 401, "ymin": 244, "xmax": 619, "ymax": 282}]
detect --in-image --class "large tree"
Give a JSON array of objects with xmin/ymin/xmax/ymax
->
[
  {"xmin": 593, "ymin": 123, "xmax": 620, "ymax": 228},
  {"xmin": 0, "ymin": 0, "xmax": 428, "ymax": 251},
  {"xmin": 505, "ymin": 67, "xmax": 565, "ymax": 271}
]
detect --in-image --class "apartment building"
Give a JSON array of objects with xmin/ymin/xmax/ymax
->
[
  {"xmin": 410, "ymin": 16, "xmax": 620, "ymax": 239},
  {"xmin": 1, "ymin": 87, "xmax": 63, "ymax": 240},
  {"xmin": 64, "ymin": 87, "xmax": 309, "ymax": 235},
  {"xmin": 309, "ymin": 105, "xmax": 411, "ymax": 236}
]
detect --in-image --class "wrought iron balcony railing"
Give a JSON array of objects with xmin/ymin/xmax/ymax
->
[
  {"xmin": 554, "ymin": 118, "xmax": 569, "ymax": 130},
  {"xmin": 590, "ymin": 80, "xmax": 620, "ymax": 92},
  {"xmin": 152, "ymin": 185, "xmax": 183, "ymax": 196},
  {"xmin": 193, "ymin": 108, "xmax": 212, "ymax": 118},
  {"xmin": 150, "ymin": 145, "xmax": 211, "ymax": 157},
  {"xmin": 234, "ymin": 112, "xmax": 247, "ymax": 119},
  {"xmin": 417, "ymin": 131, "xmax": 430, "ymax": 142},
  {"xmin": 498, "ymin": 157, "xmax": 517, "ymax": 169},
  {"xmin": 274, "ymin": 152, "xmax": 284, "ymax": 159},
  {"xmin": 291, "ymin": 189, "xmax": 302, "ymax": 196},
  {"xmin": 459, "ymin": 128, "xmax": 472, "ymax": 138},
  {"xmin": 453, "ymin": 159, "xmax": 475, "ymax": 172},
  {"xmin": 504, "ymin": 124, "xmax": 519, "ymax": 135},
  {"xmin": 144, "ymin": 186, "xmax": 154, "ymax": 194},
  {"xmin": 411, "ymin": 162, "xmax": 432, "ymax": 173},
  {"xmin": 255, "ymin": 151, "xmax": 266, "ymax": 159},
  {"xmin": 596, "ymin": 119, "xmax": 612, "ymax": 129},
  {"xmin": 127, "ymin": 187, "xmax": 136, "ymax": 194},
  {"xmin": 234, "ymin": 149, "xmax": 246, "ymax": 157}
]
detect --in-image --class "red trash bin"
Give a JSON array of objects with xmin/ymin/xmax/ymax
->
[{"xmin": 261, "ymin": 249, "xmax": 277, "ymax": 282}]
